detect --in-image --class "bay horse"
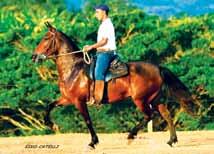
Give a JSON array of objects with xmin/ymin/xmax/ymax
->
[{"xmin": 32, "ymin": 23, "xmax": 198, "ymax": 148}]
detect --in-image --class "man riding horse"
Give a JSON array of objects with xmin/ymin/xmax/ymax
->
[
  {"xmin": 32, "ymin": 6, "xmax": 199, "ymax": 148},
  {"xmin": 83, "ymin": 4, "xmax": 116, "ymax": 106}
]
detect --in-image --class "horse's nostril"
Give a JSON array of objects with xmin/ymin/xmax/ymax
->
[{"xmin": 31, "ymin": 54, "xmax": 37, "ymax": 62}]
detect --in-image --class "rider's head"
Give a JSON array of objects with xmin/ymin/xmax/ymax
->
[{"xmin": 94, "ymin": 4, "xmax": 109, "ymax": 21}]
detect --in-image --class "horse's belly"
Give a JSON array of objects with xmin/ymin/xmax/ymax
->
[{"xmin": 107, "ymin": 78, "xmax": 130, "ymax": 103}]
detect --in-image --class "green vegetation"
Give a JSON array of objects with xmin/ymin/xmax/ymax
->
[{"xmin": 0, "ymin": 0, "xmax": 213, "ymax": 136}]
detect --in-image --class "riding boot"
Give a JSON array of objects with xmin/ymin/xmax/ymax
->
[{"xmin": 94, "ymin": 80, "xmax": 104, "ymax": 105}]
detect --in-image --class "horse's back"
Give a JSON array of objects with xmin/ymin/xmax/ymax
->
[
  {"xmin": 124, "ymin": 61, "xmax": 163, "ymax": 102},
  {"xmin": 106, "ymin": 61, "xmax": 162, "ymax": 103},
  {"xmin": 128, "ymin": 61, "xmax": 161, "ymax": 78}
]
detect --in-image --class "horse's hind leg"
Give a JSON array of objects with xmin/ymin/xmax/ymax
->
[
  {"xmin": 127, "ymin": 114, "xmax": 151, "ymax": 139},
  {"xmin": 157, "ymin": 104, "xmax": 178, "ymax": 146},
  {"xmin": 128, "ymin": 99, "xmax": 152, "ymax": 139}
]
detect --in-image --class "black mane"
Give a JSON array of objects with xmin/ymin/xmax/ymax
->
[
  {"xmin": 59, "ymin": 31, "xmax": 80, "ymax": 51},
  {"xmin": 58, "ymin": 30, "xmax": 84, "ymax": 60}
]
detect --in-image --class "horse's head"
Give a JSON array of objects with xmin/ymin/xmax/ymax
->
[{"xmin": 32, "ymin": 22, "xmax": 60, "ymax": 63}]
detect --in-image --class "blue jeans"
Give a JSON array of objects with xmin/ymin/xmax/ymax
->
[{"xmin": 95, "ymin": 52, "xmax": 115, "ymax": 80}]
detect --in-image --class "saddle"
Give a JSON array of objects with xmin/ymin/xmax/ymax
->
[{"xmin": 87, "ymin": 54, "xmax": 128, "ymax": 82}]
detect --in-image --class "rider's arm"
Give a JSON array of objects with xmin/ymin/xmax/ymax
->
[
  {"xmin": 83, "ymin": 37, "xmax": 108, "ymax": 52},
  {"xmin": 91, "ymin": 37, "xmax": 108, "ymax": 49}
]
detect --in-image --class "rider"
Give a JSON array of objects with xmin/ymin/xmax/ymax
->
[{"xmin": 83, "ymin": 4, "xmax": 116, "ymax": 105}]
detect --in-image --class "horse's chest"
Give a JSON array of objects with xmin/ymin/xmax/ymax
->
[{"xmin": 59, "ymin": 80, "xmax": 88, "ymax": 102}]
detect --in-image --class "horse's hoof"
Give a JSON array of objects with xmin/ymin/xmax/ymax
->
[
  {"xmin": 52, "ymin": 124, "xmax": 60, "ymax": 132},
  {"xmin": 88, "ymin": 141, "xmax": 98, "ymax": 149},
  {"xmin": 87, "ymin": 145, "xmax": 95, "ymax": 151},
  {"xmin": 46, "ymin": 122, "xmax": 59, "ymax": 132},
  {"xmin": 88, "ymin": 143, "xmax": 95, "ymax": 149},
  {"xmin": 127, "ymin": 134, "xmax": 135, "ymax": 139},
  {"xmin": 167, "ymin": 141, "xmax": 173, "ymax": 147},
  {"xmin": 88, "ymin": 137, "xmax": 99, "ymax": 150},
  {"xmin": 167, "ymin": 137, "xmax": 178, "ymax": 147},
  {"xmin": 82, "ymin": 144, "xmax": 95, "ymax": 153}
]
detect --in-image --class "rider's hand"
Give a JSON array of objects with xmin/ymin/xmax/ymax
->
[{"xmin": 83, "ymin": 45, "xmax": 93, "ymax": 52}]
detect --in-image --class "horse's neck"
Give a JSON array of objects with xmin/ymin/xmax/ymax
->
[{"xmin": 56, "ymin": 43, "xmax": 83, "ymax": 82}]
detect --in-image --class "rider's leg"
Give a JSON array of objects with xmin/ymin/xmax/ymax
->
[{"xmin": 93, "ymin": 52, "xmax": 114, "ymax": 105}]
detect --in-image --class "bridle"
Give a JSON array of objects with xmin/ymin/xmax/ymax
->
[
  {"xmin": 43, "ymin": 30, "xmax": 57, "ymax": 58},
  {"xmin": 37, "ymin": 29, "xmax": 91, "ymax": 64}
]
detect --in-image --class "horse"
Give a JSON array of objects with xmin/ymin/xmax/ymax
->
[{"xmin": 32, "ymin": 22, "xmax": 198, "ymax": 148}]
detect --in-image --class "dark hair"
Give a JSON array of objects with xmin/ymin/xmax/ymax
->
[{"xmin": 94, "ymin": 4, "xmax": 109, "ymax": 15}]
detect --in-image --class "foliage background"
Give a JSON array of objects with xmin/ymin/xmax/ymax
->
[{"xmin": 0, "ymin": 0, "xmax": 213, "ymax": 136}]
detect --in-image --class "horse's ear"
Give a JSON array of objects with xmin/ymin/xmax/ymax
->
[
  {"xmin": 45, "ymin": 22, "xmax": 52, "ymax": 28},
  {"xmin": 44, "ymin": 22, "xmax": 56, "ymax": 32}
]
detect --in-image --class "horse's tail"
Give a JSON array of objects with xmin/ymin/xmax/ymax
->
[{"xmin": 159, "ymin": 66, "xmax": 199, "ymax": 116}]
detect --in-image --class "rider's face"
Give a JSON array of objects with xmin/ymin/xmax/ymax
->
[{"xmin": 95, "ymin": 9, "xmax": 105, "ymax": 21}]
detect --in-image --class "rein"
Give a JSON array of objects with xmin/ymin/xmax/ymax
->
[
  {"xmin": 47, "ymin": 50, "xmax": 91, "ymax": 64},
  {"xmin": 41, "ymin": 30, "xmax": 91, "ymax": 64}
]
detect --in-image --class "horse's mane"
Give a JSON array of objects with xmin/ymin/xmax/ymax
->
[
  {"xmin": 58, "ymin": 31, "xmax": 81, "ymax": 55},
  {"xmin": 57, "ymin": 31, "xmax": 85, "ymax": 81}
]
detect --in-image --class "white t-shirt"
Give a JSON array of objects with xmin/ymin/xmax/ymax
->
[{"xmin": 97, "ymin": 18, "xmax": 116, "ymax": 51}]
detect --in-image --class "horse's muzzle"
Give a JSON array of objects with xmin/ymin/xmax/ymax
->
[{"xmin": 32, "ymin": 54, "xmax": 47, "ymax": 63}]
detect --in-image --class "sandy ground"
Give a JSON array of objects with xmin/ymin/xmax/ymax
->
[{"xmin": 0, "ymin": 131, "xmax": 213, "ymax": 154}]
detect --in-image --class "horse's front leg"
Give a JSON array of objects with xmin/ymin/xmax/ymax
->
[
  {"xmin": 75, "ymin": 101, "xmax": 98, "ymax": 149},
  {"xmin": 44, "ymin": 101, "xmax": 58, "ymax": 130},
  {"xmin": 44, "ymin": 98, "xmax": 66, "ymax": 131}
]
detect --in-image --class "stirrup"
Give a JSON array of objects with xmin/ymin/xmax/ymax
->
[
  {"xmin": 94, "ymin": 103, "xmax": 103, "ymax": 108},
  {"xmin": 86, "ymin": 97, "xmax": 95, "ymax": 106}
]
